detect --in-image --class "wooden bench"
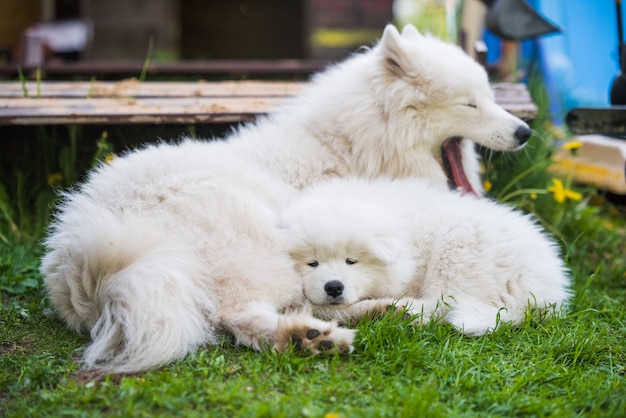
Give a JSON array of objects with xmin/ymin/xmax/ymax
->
[{"xmin": 0, "ymin": 80, "xmax": 537, "ymax": 126}]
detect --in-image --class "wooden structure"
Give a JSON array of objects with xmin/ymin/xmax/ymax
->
[{"xmin": 0, "ymin": 80, "xmax": 537, "ymax": 126}]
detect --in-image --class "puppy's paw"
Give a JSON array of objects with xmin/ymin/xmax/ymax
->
[{"xmin": 276, "ymin": 315, "xmax": 356, "ymax": 354}]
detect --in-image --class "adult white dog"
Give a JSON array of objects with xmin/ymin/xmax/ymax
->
[
  {"xmin": 41, "ymin": 24, "xmax": 532, "ymax": 373},
  {"xmin": 280, "ymin": 177, "xmax": 571, "ymax": 335}
]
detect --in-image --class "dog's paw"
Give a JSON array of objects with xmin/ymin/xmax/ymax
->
[
  {"xmin": 276, "ymin": 315, "xmax": 356, "ymax": 354},
  {"xmin": 290, "ymin": 325, "xmax": 356, "ymax": 354}
]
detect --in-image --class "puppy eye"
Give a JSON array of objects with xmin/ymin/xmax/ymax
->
[
  {"xmin": 307, "ymin": 261, "xmax": 319, "ymax": 267},
  {"xmin": 345, "ymin": 258, "xmax": 357, "ymax": 265},
  {"xmin": 465, "ymin": 103, "xmax": 478, "ymax": 109}
]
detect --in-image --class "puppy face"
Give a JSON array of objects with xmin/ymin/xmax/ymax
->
[
  {"xmin": 289, "ymin": 237, "xmax": 402, "ymax": 307},
  {"xmin": 280, "ymin": 179, "xmax": 419, "ymax": 308}
]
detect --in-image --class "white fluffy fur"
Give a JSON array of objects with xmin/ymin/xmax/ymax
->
[
  {"xmin": 41, "ymin": 24, "xmax": 531, "ymax": 373},
  {"xmin": 280, "ymin": 177, "xmax": 572, "ymax": 335}
]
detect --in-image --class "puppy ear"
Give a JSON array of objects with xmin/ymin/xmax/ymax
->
[
  {"xmin": 401, "ymin": 24, "xmax": 422, "ymax": 39},
  {"xmin": 371, "ymin": 236, "xmax": 400, "ymax": 264},
  {"xmin": 379, "ymin": 24, "xmax": 415, "ymax": 78}
]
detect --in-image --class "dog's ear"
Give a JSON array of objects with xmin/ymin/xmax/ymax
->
[
  {"xmin": 371, "ymin": 236, "xmax": 400, "ymax": 264},
  {"xmin": 401, "ymin": 24, "xmax": 422, "ymax": 39},
  {"xmin": 379, "ymin": 24, "xmax": 416, "ymax": 78}
]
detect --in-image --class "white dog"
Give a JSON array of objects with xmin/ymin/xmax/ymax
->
[
  {"xmin": 280, "ymin": 177, "xmax": 571, "ymax": 335},
  {"xmin": 41, "ymin": 24, "xmax": 531, "ymax": 373}
]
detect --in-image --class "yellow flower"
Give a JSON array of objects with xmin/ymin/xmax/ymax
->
[
  {"xmin": 529, "ymin": 192, "xmax": 537, "ymax": 200},
  {"xmin": 562, "ymin": 140, "xmax": 583, "ymax": 151},
  {"xmin": 483, "ymin": 180, "xmax": 493, "ymax": 192},
  {"xmin": 547, "ymin": 178, "xmax": 582, "ymax": 203},
  {"xmin": 548, "ymin": 179, "xmax": 565, "ymax": 203},
  {"xmin": 565, "ymin": 189, "xmax": 582, "ymax": 201},
  {"xmin": 324, "ymin": 413, "xmax": 340, "ymax": 418},
  {"xmin": 104, "ymin": 153, "xmax": 116, "ymax": 164}
]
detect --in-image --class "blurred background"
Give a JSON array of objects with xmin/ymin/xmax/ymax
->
[
  {"xmin": 2, "ymin": 1, "xmax": 626, "ymax": 197},
  {"xmin": 1, "ymin": 0, "xmax": 623, "ymax": 123}
]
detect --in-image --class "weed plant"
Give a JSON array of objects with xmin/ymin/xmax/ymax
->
[{"xmin": 1, "ymin": 83, "xmax": 625, "ymax": 416}]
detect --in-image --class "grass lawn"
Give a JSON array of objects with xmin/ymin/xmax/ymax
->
[
  {"xmin": 1, "ymin": 267, "xmax": 625, "ymax": 417},
  {"xmin": 1, "ymin": 89, "xmax": 626, "ymax": 417}
]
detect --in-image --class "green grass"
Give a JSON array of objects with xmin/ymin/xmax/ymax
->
[
  {"xmin": 2, "ymin": 289, "xmax": 625, "ymax": 417},
  {"xmin": 1, "ymin": 79, "xmax": 626, "ymax": 416}
]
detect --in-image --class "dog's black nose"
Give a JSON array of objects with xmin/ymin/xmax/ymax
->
[
  {"xmin": 514, "ymin": 125, "xmax": 533, "ymax": 145},
  {"xmin": 324, "ymin": 280, "xmax": 344, "ymax": 297}
]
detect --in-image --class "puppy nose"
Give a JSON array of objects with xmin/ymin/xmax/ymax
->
[
  {"xmin": 324, "ymin": 280, "xmax": 344, "ymax": 297},
  {"xmin": 514, "ymin": 125, "xmax": 533, "ymax": 145}
]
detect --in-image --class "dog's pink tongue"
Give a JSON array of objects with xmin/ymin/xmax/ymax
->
[{"xmin": 443, "ymin": 138, "xmax": 479, "ymax": 197}]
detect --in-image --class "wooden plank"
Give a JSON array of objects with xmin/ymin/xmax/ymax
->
[
  {"xmin": 0, "ymin": 81, "xmax": 533, "ymax": 101},
  {"xmin": 0, "ymin": 80, "xmax": 530, "ymax": 100},
  {"xmin": 491, "ymin": 82, "xmax": 534, "ymax": 102},
  {"xmin": 498, "ymin": 103, "xmax": 537, "ymax": 121},
  {"xmin": 0, "ymin": 80, "xmax": 305, "ymax": 98},
  {"xmin": 0, "ymin": 81, "xmax": 537, "ymax": 125},
  {"xmin": 0, "ymin": 97, "xmax": 285, "ymax": 125}
]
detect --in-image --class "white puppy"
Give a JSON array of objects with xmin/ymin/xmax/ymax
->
[{"xmin": 280, "ymin": 178, "xmax": 571, "ymax": 335}]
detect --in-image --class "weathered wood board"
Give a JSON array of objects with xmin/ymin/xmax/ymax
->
[
  {"xmin": 0, "ymin": 80, "xmax": 537, "ymax": 125},
  {"xmin": 0, "ymin": 80, "xmax": 304, "ymax": 98}
]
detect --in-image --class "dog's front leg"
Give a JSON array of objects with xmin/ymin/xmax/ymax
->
[{"xmin": 222, "ymin": 303, "xmax": 356, "ymax": 354}]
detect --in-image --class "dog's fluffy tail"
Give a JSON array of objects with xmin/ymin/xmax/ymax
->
[{"xmin": 42, "ymin": 205, "xmax": 218, "ymax": 373}]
